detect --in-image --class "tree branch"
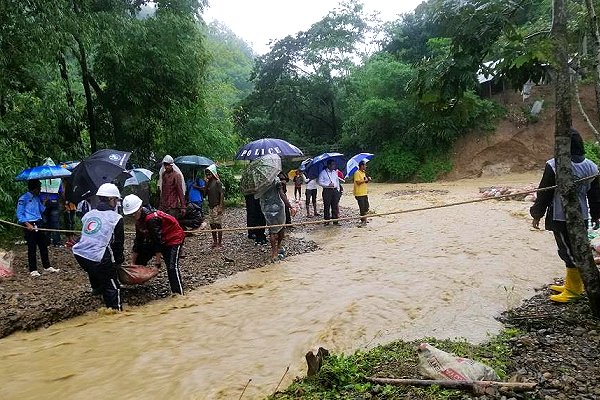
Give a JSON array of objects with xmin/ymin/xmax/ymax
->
[{"xmin": 574, "ymin": 79, "xmax": 600, "ymax": 142}]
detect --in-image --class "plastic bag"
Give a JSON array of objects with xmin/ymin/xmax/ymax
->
[
  {"xmin": 0, "ymin": 250, "xmax": 14, "ymax": 278},
  {"xmin": 417, "ymin": 343, "xmax": 500, "ymax": 381},
  {"xmin": 118, "ymin": 264, "xmax": 159, "ymax": 285}
]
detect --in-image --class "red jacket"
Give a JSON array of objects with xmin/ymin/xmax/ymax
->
[{"xmin": 144, "ymin": 210, "xmax": 185, "ymax": 247}]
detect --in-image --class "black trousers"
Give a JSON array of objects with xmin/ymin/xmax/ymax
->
[
  {"xmin": 285, "ymin": 204, "xmax": 291, "ymax": 225},
  {"xmin": 322, "ymin": 188, "xmax": 339, "ymax": 220},
  {"xmin": 163, "ymin": 244, "xmax": 184, "ymax": 295},
  {"xmin": 552, "ymin": 220, "xmax": 588, "ymax": 267},
  {"xmin": 24, "ymin": 222, "xmax": 50, "ymax": 272},
  {"xmin": 75, "ymin": 254, "xmax": 121, "ymax": 310},
  {"xmin": 305, "ymin": 189, "xmax": 317, "ymax": 208},
  {"xmin": 356, "ymin": 195, "xmax": 369, "ymax": 220},
  {"xmin": 245, "ymin": 195, "xmax": 266, "ymax": 242},
  {"xmin": 294, "ymin": 187, "xmax": 302, "ymax": 199}
]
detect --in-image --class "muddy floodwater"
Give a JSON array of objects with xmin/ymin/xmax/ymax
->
[{"xmin": 0, "ymin": 174, "xmax": 562, "ymax": 399}]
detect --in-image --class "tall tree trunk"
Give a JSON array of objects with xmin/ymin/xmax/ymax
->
[
  {"xmin": 74, "ymin": 37, "xmax": 97, "ymax": 153},
  {"xmin": 585, "ymin": 0, "xmax": 600, "ymax": 125},
  {"xmin": 88, "ymin": 75, "xmax": 123, "ymax": 148},
  {"xmin": 554, "ymin": 0, "xmax": 600, "ymax": 318},
  {"xmin": 57, "ymin": 52, "xmax": 82, "ymax": 146}
]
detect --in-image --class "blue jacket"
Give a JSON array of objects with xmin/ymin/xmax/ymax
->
[
  {"xmin": 187, "ymin": 178, "xmax": 204, "ymax": 203},
  {"xmin": 17, "ymin": 192, "xmax": 45, "ymax": 224}
]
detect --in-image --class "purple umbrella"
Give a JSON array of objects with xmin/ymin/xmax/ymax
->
[{"xmin": 235, "ymin": 138, "xmax": 304, "ymax": 161}]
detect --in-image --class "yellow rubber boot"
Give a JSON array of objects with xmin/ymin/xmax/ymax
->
[{"xmin": 549, "ymin": 267, "xmax": 584, "ymax": 303}]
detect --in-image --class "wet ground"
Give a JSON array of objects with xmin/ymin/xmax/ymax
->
[
  {"xmin": 0, "ymin": 207, "xmax": 319, "ymax": 339},
  {"xmin": 0, "ymin": 175, "xmax": 596, "ymax": 399}
]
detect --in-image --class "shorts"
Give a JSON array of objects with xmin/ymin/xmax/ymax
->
[{"xmin": 209, "ymin": 207, "xmax": 223, "ymax": 225}]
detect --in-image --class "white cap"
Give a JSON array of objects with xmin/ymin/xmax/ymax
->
[
  {"xmin": 96, "ymin": 183, "xmax": 121, "ymax": 199},
  {"xmin": 162, "ymin": 155, "xmax": 174, "ymax": 164},
  {"xmin": 122, "ymin": 194, "xmax": 143, "ymax": 215}
]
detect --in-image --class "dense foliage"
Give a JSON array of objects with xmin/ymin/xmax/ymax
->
[
  {"xmin": 1, "ymin": 0, "xmax": 597, "ymax": 226},
  {"xmin": 0, "ymin": 0, "xmax": 252, "ymax": 225},
  {"xmin": 235, "ymin": 0, "xmax": 549, "ymax": 182}
]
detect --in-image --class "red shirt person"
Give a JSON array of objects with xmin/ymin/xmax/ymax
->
[{"xmin": 123, "ymin": 194, "xmax": 185, "ymax": 295}]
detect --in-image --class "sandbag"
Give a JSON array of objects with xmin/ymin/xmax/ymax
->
[
  {"xmin": 417, "ymin": 343, "xmax": 500, "ymax": 381},
  {"xmin": 118, "ymin": 264, "xmax": 159, "ymax": 285},
  {"xmin": 0, "ymin": 250, "xmax": 14, "ymax": 279}
]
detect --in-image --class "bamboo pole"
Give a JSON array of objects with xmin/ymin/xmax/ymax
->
[{"xmin": 365, "ymin": 377, "xmax": 537, "ymax": 392}]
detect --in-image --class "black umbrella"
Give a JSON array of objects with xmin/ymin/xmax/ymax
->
[{"xmin": 71, "ymin": 149, "xmax": 132, "ymax": 200}]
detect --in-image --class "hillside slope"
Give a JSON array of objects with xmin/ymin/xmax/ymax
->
[{"xmin": 445, "ymin": 84, "xmax": 599, "ymax": 180}]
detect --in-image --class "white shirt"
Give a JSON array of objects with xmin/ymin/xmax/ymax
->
[
  {"xmin": 318, "ymin": 168, "xmax": 340, "ymax": 190},
  {"xmin": 306, "ymin": 176, "xmax": 318, "ymax": 190}
]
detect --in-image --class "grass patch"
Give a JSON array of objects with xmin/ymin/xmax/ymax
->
[{"xmin": 270, "ymin": 329, "xmax": 520, "ymax": 399}]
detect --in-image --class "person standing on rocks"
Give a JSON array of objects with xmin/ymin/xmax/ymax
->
[
  {"xmin": 292, "ymin": 169, "xmax": 304, "ymax": 201},
  {"xmin": 530, "ymin": 128, "xmax": 600, "ymax": 302},
  {"xmin": 123, "ymin": 194, "xmax": 185, "ymax": 295},
  {"xmin": 305, "ymin": 174, "xmax": 319, "ymax": 218},
  {"xmin": 158, "ymin": 155, "xmax": 186, "ymax": 218},
  {"xmin": 318, "ymin": 159, "xmax": 341, "ymax": 225},
  {"xmin": 205, "ymin": 164, "xmax": 224, "ymax": 249},
  {"xmin": 353, "ymin": 161, "xmax": 371, "ymax": 226},
  {"xmin": 256, "ymin": 177, "xmax": 295, "ymax": 262},
  {"xmin": 72, "ymin": 184, "xmax": 124, "ymax": 309},
  {"xmin": 16, "ymin": 179, "xmax": 59, "ymax": 277}
]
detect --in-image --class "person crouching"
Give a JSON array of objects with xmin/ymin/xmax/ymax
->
[
  {"xmin": 122, "ymin": 194, "xmax": 185, "ymax": 295},
  {"xmin": 72, "ymin": 184, "xmax": 125, "ymax": 310}
]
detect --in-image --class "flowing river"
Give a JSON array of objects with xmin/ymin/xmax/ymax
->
[{"xmin": 0, "ymin": 175, "xmax": 562, "ymax": 399}]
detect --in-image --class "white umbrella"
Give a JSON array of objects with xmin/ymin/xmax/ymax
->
[{"xmin": 124, "ymin": 168, "xmax": 153, "ymax": 187}]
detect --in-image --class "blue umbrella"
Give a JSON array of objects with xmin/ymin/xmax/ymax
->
[
  {"xmin": 174, "ymin": 155, "xmax": 214, "ymax": 167},
  {"xmin": 59, "ymin": 161, "xmax": 80, "ymax": 171},
  {"xmin": 235, "ymin": 138, "xmax": 304, "ymax": 160},
  {"xmin": 304, "ymin": 152, "xmax": 346, "ymax": 180},
  {"xmin": 298, "ymin": 158, "xmax": 312, "ymax": 172},
  {"xmin": 345, "ymin": 153, "xmax": 374, "ymax": 178},
  {"xmin": 15, "ymin": 165, "xmax": 71, "ymax": 181}
]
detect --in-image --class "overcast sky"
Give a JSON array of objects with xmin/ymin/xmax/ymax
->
[{"xmin": 203, "ymin": 0, "xmax": 424, "ymax": 55}]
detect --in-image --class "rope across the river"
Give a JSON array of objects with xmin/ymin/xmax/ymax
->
[{"xmin": 0, "ymin": 179, "xmax": 576, "ymax": 236}]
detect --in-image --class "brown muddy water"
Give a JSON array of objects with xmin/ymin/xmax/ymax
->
[{"xmin": 0, "ymin": 174, "xmax": 563, "ymax": 399}]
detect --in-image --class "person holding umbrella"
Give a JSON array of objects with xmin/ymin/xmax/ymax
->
[
  {"xmin": 353, "ymin": 161, "xmax": 372, "ymax": 226},
  {"xmin": 256, "ymin": 176, "xmax": 295, "ymax": 262},
  {"xmin": 16, "ymin": 179, "xmax": 59, "ymax": 277},
  {"xmin": 318, "ymin": 159, "xmax": 342, "ymax": 225},
  {"xmin": 72, "ymin": 184, "xmax": 124, "ymax": 309}
]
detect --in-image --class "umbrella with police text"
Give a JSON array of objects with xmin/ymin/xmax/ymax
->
[
  {"xmin": 235, "ymin": 138, "xmax": 303, "ymax": 161},
  {"xmin": 239, "ymin": 154, "xmax": 282, "ymax": 195},
  {"xmin": 71, "ymin": 149, "xmax": 131, "ymax": 200}
]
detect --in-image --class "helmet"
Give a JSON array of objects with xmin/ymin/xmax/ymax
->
[
  {"xmin": 96, "ymin": 183, "xmax": 121, "ymax": 199},
  {"xmin": 162, "ymin": 155, "xmax": 174, "ymax": 164},
  {"xmin": 122, "ymin": 194, "xmax": 143, "ymax": 215}
]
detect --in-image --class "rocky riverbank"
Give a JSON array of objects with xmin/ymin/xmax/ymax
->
[{"xmin": 0, "ymin": 207, "xmax": 319, "ymax": 339}]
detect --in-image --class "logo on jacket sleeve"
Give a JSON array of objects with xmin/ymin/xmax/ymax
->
[{"xmin": 83, "ymin": 217, "xmax": 102, "ymax": 235}]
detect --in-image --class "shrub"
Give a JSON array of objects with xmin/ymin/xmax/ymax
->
[
  {"xmin": 584, "ymin": 141, "xmax": 600, "ymax": 166},
  {"xmin": 216, "ymin": 165, "xmax": 242, "ymax": 202},
  {"xmin": 416, "ymin": 153, "xmax": 453, "ymax": 182}
]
